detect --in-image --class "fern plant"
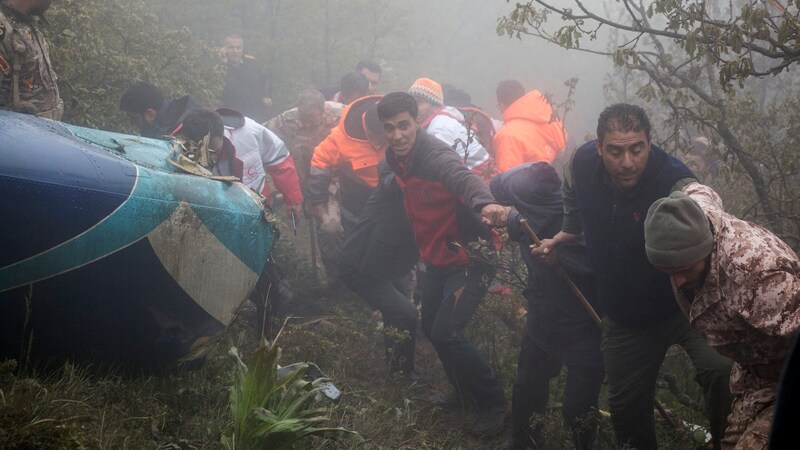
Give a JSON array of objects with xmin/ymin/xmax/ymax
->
[{"xmin": 222, "ymin": 339, "xmax": 360, "ymax": 449}]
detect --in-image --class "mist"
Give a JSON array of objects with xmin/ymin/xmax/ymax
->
[
  {"xmin": 389, "ymin": 1, "xmax": 613, "ymax": 142},
  {"xmin": 157, "ymin": 0, "xmax": 616, "ymax": 143}
]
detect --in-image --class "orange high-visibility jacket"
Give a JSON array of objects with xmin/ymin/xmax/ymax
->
[
  {"xmin": 308, "ymin": 95, "xmax": 385, "ymax": 230},
  {"xmin": 309, "ymin": 94, "xmax": 384, "ymax": 192},
  {"xmin": 493, "ymin": 90, "xmax": 567, "ymax": 172}
]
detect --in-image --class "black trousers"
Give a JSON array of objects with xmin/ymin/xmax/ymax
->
[
  {"xmin": 510, "ymin": 328, "xmax": 604, "ymax": 449},
  {"xmin": 421, "ymin": 262, "xmax": 506, "ymax": 408},
  {"xmin": 340, "ymin": 266, "xmax": 418, "ymax": 372}
]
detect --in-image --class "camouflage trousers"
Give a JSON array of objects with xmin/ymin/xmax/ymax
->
[
  {"xmin": 722, "ymin": 401, "xmax": 772, "ymax": 450},
  {"xmin": 3, "ymin": 98, "xmax": 62, "ymax": 121}
]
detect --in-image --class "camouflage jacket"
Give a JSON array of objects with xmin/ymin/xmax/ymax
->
[
  {"xmin": 265, "ymin": 101, "xmax": 343, "ymax": 155},
  {"xmin": 0, "ymin": 0, "xmax": 61, "ymax": 119},
  {"xmin": 676, "ymin": 182, "xmax": 800, "ymax": 419}
]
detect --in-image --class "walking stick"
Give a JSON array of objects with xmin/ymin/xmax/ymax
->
[
  {"xmin": 519, "ymin": 218, "xmax": 602, "ymax": 327},
  {"xmin": 519, "ymin": 218, "xmax": 680, "ymax": 430},
  {"xmin": 309, "ymin": 216, "xmax": 319, "ymax": 274},
  {"xmin": 295, "ymin": 146, "xmax": 319, "ymax": 275}
]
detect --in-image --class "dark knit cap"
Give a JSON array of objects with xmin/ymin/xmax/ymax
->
[
  {"xmin": 489, "ymin": 162, "xmax": 562, "ymax": 233},
  {"xmin": 644, "ymin": 191, "xmax": 713, "ymax": 268}
]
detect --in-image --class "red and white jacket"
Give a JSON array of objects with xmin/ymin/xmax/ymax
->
[
  {"xmin": 217, "ymin": 108, "xmax": 303, "ymax": 206},
  {"xmin": 422, "ymin": 106, "xmax": 491, "ymax": 172},
  {"xmin": 384, "ymin": 130, "xmax": 495, "ymax": 267}
]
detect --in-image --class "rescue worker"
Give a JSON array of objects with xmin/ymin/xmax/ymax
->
[
  {"xmin": 491, "ymin": 162, "xmax": 604, "ymax": 450},
  {"xmin": 338, "ymin": 161, "xmax": 420, "ymax": 379},
  {"xmin": 377, "ymin": 92, "xmax": 509, "ymax": 437},
  {"xmin": 119, "ymin": 81, "xmax": 202, "ymax": 139},
  {"xmin": 0, "ymin": 0, "xmax": 62, "ymax": 119},
  {"xmin": 493, "ymin": 79, "xmax": 567, "ymax": 172},
  {"xmin": 645, "ymin": 185, "xmax": 800, "ymax": 449},
  {"xmin": 307, "ymin": 94, "xmax": 385, "ymax": 238},
  {"xmin": 442, "ymin": 83, "xmax": 499, "ymax": 167},
  {"xmin": 266, "ymin": 89, "xmax": 344, "ymax": 280},
  {"xmin": 533, "ymin": 103, "xmax": 732, "ymax": 449},
  {"xmin": 178, "ymin": 108, "xmax": 302, "ymax": 219},
  {"xmin": 265, "ymin": 89, "xmax": 343, "ymax": 189},
  {"xmin": 265, "ymin": 88, "xmax": 344, "ymax": 177},
  {"xmin": 176, "ymin": 109, "xmax": 301, "ymax": 330},
  {"xmin": 406, "ymin": 78, "xmax": 492, "ymax": 178}
]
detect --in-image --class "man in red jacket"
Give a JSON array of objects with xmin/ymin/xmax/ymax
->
[{"xmin": 377, "ymin": 92, "xmax": 509, "ymax": 437}]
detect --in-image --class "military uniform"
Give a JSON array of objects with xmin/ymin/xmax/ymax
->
[
  {"xmin": 564, "ymin": 141, "xmax": 733, "ymax": 449},
  {"xmin": 265, "ymin": 101, "xmax": 344, "ymax": 278},
  {"xmin": 0, "ymin": 0, "xmax": 62, "ymax": 120},
  {"xmin": 678, "ymin": 183, "xmax": 800, "ymax": 450},
  {"xmin": 265, "ymin": 100, "xmax": 344, "ymax": 193},
  {"xmin": 265, "ymin": 100, "xmax": 344, "ymax": 175}
]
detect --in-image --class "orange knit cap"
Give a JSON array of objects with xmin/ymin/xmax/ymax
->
[{"xmin": 408, "ymin": 78, "xmax": 444, "ymax": 106}]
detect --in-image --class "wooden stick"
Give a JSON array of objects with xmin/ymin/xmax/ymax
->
[
  {"xmin": 309, "ymin": 216, "xmax": 319, "ymax": 275},
  {"xmin": 519, "ymin": 218, "xmax": 679, "ymax": 429},
  {"xmin": 520, "ymin": 218, "xmax": 602, "ymax": 328}
]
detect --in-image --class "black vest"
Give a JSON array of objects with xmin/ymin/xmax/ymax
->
[{"xmin": 572, "ymin": 140, "xmax": 694, "ymax": 327}]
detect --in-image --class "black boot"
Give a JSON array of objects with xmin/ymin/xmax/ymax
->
[
  {"xmin": 386, "ymin": 334, "xmax": 420, "ymax": 381},
  {"xmin": 570, "ymin": 413, "xmax": 598, "ymax": 450}
]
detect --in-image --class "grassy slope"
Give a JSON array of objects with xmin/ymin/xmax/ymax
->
[{"xmin": 0, "ymin": 226, "xmax": 710, "ymax": 449}]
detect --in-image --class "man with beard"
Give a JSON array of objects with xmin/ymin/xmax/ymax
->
[
  {"xmin": 265, "ymin": 89, "xmax": 343, "ymax": 183},
  {"xmin": 533, "ymin": 103, "xmax": 733, "ymax": 449},
  {"xmin": 645, "ymin": 184, "xmax": 800, "ymax": 449},
  {"xmin": 266, "ymin": 89, "xmax": 344, "ymax": 280}
]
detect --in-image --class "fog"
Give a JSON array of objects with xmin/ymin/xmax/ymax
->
[
  {"xmin": 188, "ymin": 0, "xmax": 619, "ymax": 143},
  {"xmin": 388, "ymin": 1, "xmax": 614, "ymax": 142}
]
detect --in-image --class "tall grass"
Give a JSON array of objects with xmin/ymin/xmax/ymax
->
[{"xmin": 222, "ymin": 339, "xmax": 361, "ymax": 449}]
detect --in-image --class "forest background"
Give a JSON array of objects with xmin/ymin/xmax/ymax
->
[
  {"xmin": 1, "ymin": 0, "xmax": 798, "ymax": 448},
  {"xmin": 48, "ymin": 0, "xmax": 800, "ymax": 243}
]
